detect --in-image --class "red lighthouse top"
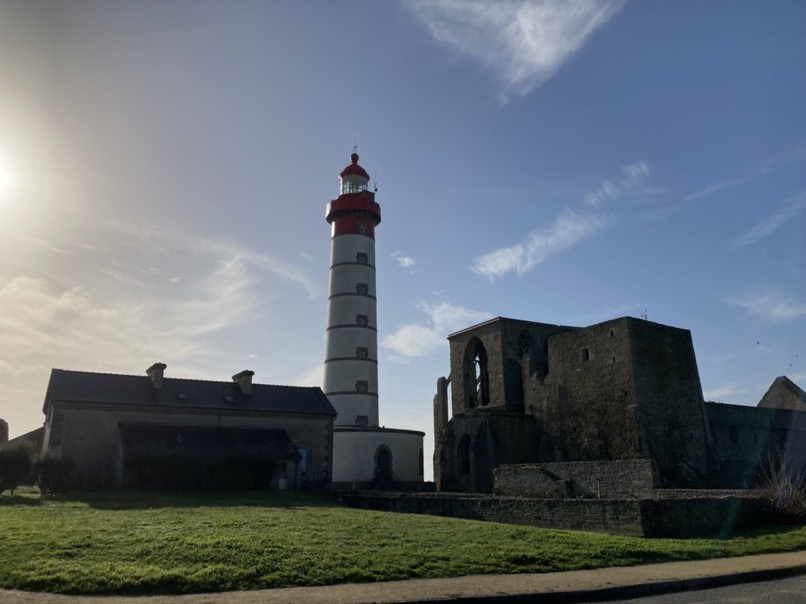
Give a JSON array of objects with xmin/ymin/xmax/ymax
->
[
  {"xmin": 339, "ymin": 153, "xmax": 370, "ymax": 180},
  {"xmin": 326, "ymin": 152, "xmax": 381, "ymax": 237}
]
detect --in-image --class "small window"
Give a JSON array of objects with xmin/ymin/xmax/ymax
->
[
  {"xmin": 355, "ymin": 415, "xmax": 369, "ymax": 427},
  {"xmin": 223, "ymin": 394, "xmax": 235, "ymax": 403},
  {"xmin": 176, "ymin": 393, "xmax": 188, "ymax": 401},
  {"xmin": 356, "ymin": 283, "xmax": 368, "ymax": 295},
  {"xmin": 580, "ymin": 347, "xmax": 590, "ymax": 362},
  {"xmin": 356, "ymin": 314, "xmax": 369, "ymax": 326},
  {"xmin": 356, "ymin": 381, "xmax": 368, "ymax": 393},
  {"xmin": 356, "ymin": 347, "xmax": 368, "ymax": 359},
  {"xmin": 356, "ymin": 252, "xmax": 368, "ymax": 264},
  {"xmin": 357, "ymin": 221, "xmax": 367, "ymax": 235},
  {"xmin": 609, "ymin": 329, "xmax": 615, "ymax": 337}
]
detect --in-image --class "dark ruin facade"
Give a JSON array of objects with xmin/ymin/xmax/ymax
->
[{"xmin": 433, "ymin": 316, "xmax": 806, "ymax": 495}]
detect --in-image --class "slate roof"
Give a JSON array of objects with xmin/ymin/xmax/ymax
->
[{"xmin": 43, "ymin": 368, "xmax": 337, "ymax": 417}]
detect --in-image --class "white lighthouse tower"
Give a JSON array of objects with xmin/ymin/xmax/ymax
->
[{"xmin": 324, "ymin": 152, "xmax": 424, "ymax": 488}]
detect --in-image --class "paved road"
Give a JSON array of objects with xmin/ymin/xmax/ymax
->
[{"xmin": 605, "ymin": 573, "xmax": 806, "ymax": 603}]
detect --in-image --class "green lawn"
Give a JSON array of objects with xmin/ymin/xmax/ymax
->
[{"xmin": 1, "ymin": 488, "xmax": 804, "ymax": 595}]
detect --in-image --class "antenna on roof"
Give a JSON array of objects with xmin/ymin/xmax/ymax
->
[
  {"xmin": 641, "ymin": 308, "xmax": 648, "ymax": 320},
  {"xmin": 374, "ymin": 171, "xmax": 379, "ymax": 193},
  {"xmin": 352, "ymin": 139, "xmax": 358, "ymax": 153}
]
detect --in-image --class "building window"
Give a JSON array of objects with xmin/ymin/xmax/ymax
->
[
  {"xmin": 357, "ymin": 221, "xmax": 367, "ymax": 235},
  {"xmin": 356, "ymin": 283, "xmax": 368, "ymax": 295},
  {"xmin": 580, "ymin": 347, "xmax": 590, "ymax": 362},
  {"xmin": 356, "ymin": 347, "xmax": 368, "ymax": 359},
  {"xmin": 355, "ymin": 415, "xmax": 369, "ymax": 427},
  {"xmin": 356, "ymin": 314, "xmax": 369, "ymax": 326},
  {"xmin": 356, "ymin": 252, "xmax": 368, "ymax": 264},
  {"xmin": 356, "ymin": 381, "xmax": 368, "ymax": 393},
  {"xmin": 465, "ymin": 337, "xmax": 490, "ymax": 408}
]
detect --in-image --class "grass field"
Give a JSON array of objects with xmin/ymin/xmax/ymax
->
[{"xmin": 1, "ymin": 488, "xmax": 805, "ymax": 595}]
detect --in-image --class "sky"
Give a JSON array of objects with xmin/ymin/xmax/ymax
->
[{"xmin": 1, "ymin": 1, "xmax": 805, "ymax": 480}]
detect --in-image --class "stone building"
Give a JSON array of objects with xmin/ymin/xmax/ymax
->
[
  {"xmin": 433, "ymin": 316, "xmax": 806, "ymax": 493},
  {"xmin": 0, "ymin": 418, "xmax": 7, "ymax": 445},
  {"xmin": 41, "ymin": 363, "xmax": 337, "ymax": 490}
]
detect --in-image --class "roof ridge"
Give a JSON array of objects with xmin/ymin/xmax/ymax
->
[{"xmin": 52, "ymin": 368, "xmax": 322, "ymax": 390}]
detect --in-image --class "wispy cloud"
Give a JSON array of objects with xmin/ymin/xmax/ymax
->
[
  {"xmin": 731, "ymin": 190, "xmax": 806, "ymax": 248},
  {"xmin": 688, "ymin": 144, "xmax": 806, "ymax": 200},
  {"xmin": 391, "ymin": 251, "xmax": 416, "ymax": 270},
  {"xmin": 470, "ymin": 159, "xmax": 656, "ymax": 281},
  {"xmin": 471, "ymin": 209, "xmax": 606, "ymax": 280},
  {"xmin": 726, "ymin": 292, "xmax": 806, "ymax": 322},
  {"xmin": 105, "ymin": 218, "xmax": 316, "ymax": 297},
  {"xmin": 584, "ymin": 161, "xmax": 650, "ymax": 206},
  {"xmin": 405, "ymin": 0, "xmax": 625, "ymax": 101},
  {"xmin": 382, "ymin": 301, "xmax": 492, "ymax": 358}
]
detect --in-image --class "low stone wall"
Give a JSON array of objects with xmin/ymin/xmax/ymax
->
[
  {"xmin": 341, "ymin": 492, "xmax": 764, "ymax": 537},
  {"xmin": 494, "ymin": 460, "xmax": 658, "ymax": 499}
]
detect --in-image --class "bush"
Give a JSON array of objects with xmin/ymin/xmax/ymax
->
[
  {"xmin": 0, "ymin": 441, "xmax": 36, "ymax": 495},
  {"xmin": 123, "ymin": 450, "xmax": 277, "ymax": 491},
  {"xmin": 35, "ymin": 450, "xmax": 74, "ymax": 496},
  {"xmin": 758, "ymin": 455, "xmax": 806, "ymax": 521}
]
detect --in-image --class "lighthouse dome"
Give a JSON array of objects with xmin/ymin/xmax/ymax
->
[{"xmin": 339, "ymin": 153, "xmax": 370, "ymax": 195}]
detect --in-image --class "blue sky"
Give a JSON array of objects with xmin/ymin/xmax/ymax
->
[{"xmin": 1, "ymin": 1, "xmax": 805, "ymax": 479}]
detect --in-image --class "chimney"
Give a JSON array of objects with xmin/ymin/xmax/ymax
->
[
  {"xmin": 146, "ymin": 363, "xmax": 167, "ymax": 389},
  {"xmin": 232, "ymin": 370, "xmax": 255, "ymax": 395}
]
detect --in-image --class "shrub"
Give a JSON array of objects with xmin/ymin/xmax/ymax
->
[
  {"xmin": 757, "ymin": 454, "xmax": 806, "ymax": 521},
  {"xmin": 35, "ymin": 450, "xmax": 74, "ymax": 496},
  {"xmin": 0, "ymin": 441, "xmax": 36, "ymax": 495}
]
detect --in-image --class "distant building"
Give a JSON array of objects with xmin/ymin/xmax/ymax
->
[
  {"xmin": 433, "ymin": 316, "xmax": 806, "ymax": 493},
  {"xmin": 41, "ymin": 364, "xmax": 336, "ymax": 490},
  {"xmin": 0, "ymin": 418, "xmax": 8, "ymax": 444},
  {"xmin": 323, "ymin": 153, "xmax": 424, "ymax": 488}
]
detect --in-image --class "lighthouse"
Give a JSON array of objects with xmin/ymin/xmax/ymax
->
[
  {"xmin": 323, "ymin": 152, "xmax": 381, "ymax": 427},
  {"xmin": 324, "ymin": 152, "xmax": 424, "ymax": 488}
]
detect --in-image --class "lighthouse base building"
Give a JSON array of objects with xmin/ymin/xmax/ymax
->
[
  {"xmin": 332, "ymin": 427, "xmax": 425, "ymax": 489},
  {"xmin": 323, "ymin": 153, "xmax": 424, "ymax": 489}
]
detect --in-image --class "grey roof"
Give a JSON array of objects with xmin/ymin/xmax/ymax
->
[{"xmin": 44, "ymin": 368, "xmax": 337, "ymax": 417}]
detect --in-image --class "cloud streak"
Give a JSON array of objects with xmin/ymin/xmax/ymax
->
[
  {"xmin": 405, "ymin": 0, "xmax": 625, "ymax": 101},
  {"xmin": 688, "ymin": 144, "xmax": 806, "ymax": 200},
  {"xmin": 383, "ymin": 301, "xmax": 492, "ymax": 358},
  {"xmin": 584, "ymin": 161, "xmax": 650, "ymax": 206},
  {"xmin": 731, "ymin": 190, "xmax": 806, "ymax": 248},
  {"xmin": 471, "ymin": 209, "xmax": 607, "ymax": 280},
  {"xmin": 726, "ymin": 292, "xmax": 806, "ymax": 322}
]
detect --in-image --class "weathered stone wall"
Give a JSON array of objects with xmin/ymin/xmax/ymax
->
[
  {"xmin": 706, "ymin": 402, "xmax": 806, "ymax": 487},
  {"xmin": 627, "ymin": 319, "xmax": 712, "ymax": 486},
  {"xmin": 757, "ymin": 377, "xmax": 806, "ymax": 412},
  {"xmin": 0, "ymin": 419, "xmax": 7, "ymax": 444},
  {"xmin": 342, "ymin": 492, "xmax": 764, "ymax": 537},
  {"xmin": 439, "ymin": 413, "xmax": 541, "ymax": 493},
  {"xmin": 532, "ymin": 318, "xmax": 642, "ymax": 465},
  {"xmin": 494, "ymin": 460, "xmax": 658, "ymax": 499},
  {"xmin": 448, "ymin": 318, "xmax": 574, "ymax": 416}
]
